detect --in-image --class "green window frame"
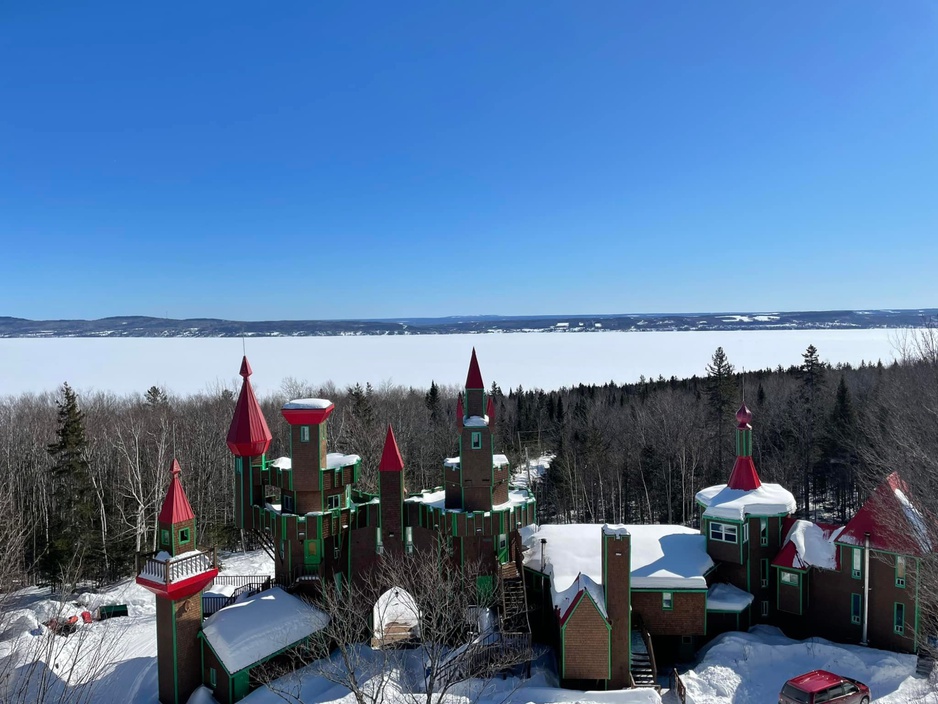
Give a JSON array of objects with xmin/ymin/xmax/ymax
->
[
  {"xmin": 760, "ymin": 518, "xmax": 768, "ymax": 546},
  {"xmin": 851, "ymin": 593, "xmax": 862, "ymax": 625},
  {"xmin": 160, "ymin": 529, "xmax": 170, "ymax": 546},
  {"xmin": 760, "ymin": 559, "xmax": 769, "ymax": 588},
  {"xmin": 178, "ymin": 527, "xmax": 190, "ymax": 544},
  {"xmin": 300, "ymin": 425, "xmax": 310, "ymax": 442},
  {"xmin": 780, "ymin": 571, "xmax": 799, "ymax": 586},
  {"xmin": 282, "ymin": 493, "xmax": 294, "ymax": 514},
  {"xmin": 709, "ymin": 522, "xmax": 738, "ymax": 544},
  {"xmin": 209, "ymin": 667, "xmax": 217, "ymax": 687},
  {"xmin": 326, "ymin": 493, "xmax": 341, "ymax": 510},
  {"xmin": 662, "ymin": 592, "xmax": 673, "ymax": 610},
  {"xmin": 896, "ymin": 555, "xmax": 906, "ymax": 588},
  {"xmin": 471, "ymin": 432, "xmax": 482, "ymax": 450},
  {"xmin": 894, "ymin": 602, "xmax": 905, "ymax": 635},
  {"xmin": 851, "ymin": 547, "xmax": 862, "ymax": 579},
  {"xmin": 761, "ymin": 600, "xmax": 769, "ymax": 617}
]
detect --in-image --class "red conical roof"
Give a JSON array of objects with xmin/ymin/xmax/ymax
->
[
  {"xmin": 466, "ymin": 348, "xmax": 484, "ymax": 389},
  {"xmin": 727, "ymin": 456, "xmax": 762, "ymax": 491},
  {"xmin": 456, "ymin": 394, "xmax": 464, "ymax": 427},
  {"xmin": 486, "ymin": 395, "xmax": 495, "ymax": 426},
  {"xmin": 836, "ymin": 472, "xmax": 931, "ymax": 556},
  {"xmin": 158, "ymin": 459, "xmax": 195, "ymax": 525},
  {"xmin": 379, "ymin": 425, "xmax": 405, "ymax": 472},
  {"xmin": 226, "ymin": 356, "xmax": 272, "ymax": 457}
]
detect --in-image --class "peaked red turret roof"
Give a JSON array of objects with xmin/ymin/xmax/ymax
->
[
  {"xmin": 456, "ymin": 394, "xmax": 464, "ymax": 428},
  {"xmin": 466, "ymin": 348, "xmax": 484, "ymax": 389},
  {"xmin": 158, "ymin": 459, "xmax": 195, "ymax": 525},
  {"xmin": 836, "ymin": 472, "xmax": 932, "ymax": 556},
  {"xmin": 486, "ymin": 395, "xmax": 495, "ymax": 426},
  {"xmin": 379, "ymin": 425, "xmax": 405, "ymax": 472},
  {"xmin": 727, "ymin": 456, "xmax": 762, "ymax": 491},
  {"xmin": 226, "ymin": 356, "xmax": 273, "ymax": 457}
]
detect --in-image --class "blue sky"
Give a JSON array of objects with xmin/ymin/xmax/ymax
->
[{"xmin": 2, "ymin": 2, "xmax": 936, "ymax": 320}]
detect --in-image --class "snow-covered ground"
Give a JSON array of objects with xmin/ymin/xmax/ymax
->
[
  {"xmin": 680, "ymin": 626, "xmax": 936, "ymax": 704},
  {"xmin": 0, "ymin": 329, "xmax": 911, "ymax": 396},
  {"xmin": 2, "ymin": 550, "xmax": 934, "ymax": 703}
]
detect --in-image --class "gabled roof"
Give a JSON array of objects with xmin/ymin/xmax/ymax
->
[
  {"xmin": 379, "ymin": 425, "xmax": 404, "ymax": 472},
  {"xmin": 466, "ymin": 348, "xmax": 484, "ymax": 389},
  {"xmin": 158, "ymin": 459, "xmax": 195, "ymax": 525},
  {"xmin": 727, "ymin": 456, "xmax": 762, "ymax": 491},
  {"xmin": 226, "ymin": 356, "xmax": 272, "ymax": 457},
  {"xmin": 835, "ymin": 472, "xmax": 932, "ymax": 556},
  {"xmin": 772, "ymin": 518, "xmax": 842, "ymax": 571}
]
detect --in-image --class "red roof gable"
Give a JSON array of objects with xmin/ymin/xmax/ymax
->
[
  {"xmin": 466, "ymin": 348, "xmax": 484, "ymax": 389},
  {"xmin": 379, "ymin": 425, "xmax": 405, "ymax": 472},
  {"xmin": 158, "ymin": 459, "xmax": 195, "ymax": 525},
  {"xmin": 836, "ymin": 472, "xmax": 931, "ymax": 556},
  {"xmin": 226, "ymin": 356, "xmax": 273, "ymax": 457},
  {"xmin": 727, "ymin": 456, "xmax": 762, "ymax": 491}
]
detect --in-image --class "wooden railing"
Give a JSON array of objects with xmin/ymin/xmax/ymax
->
[
  {"xmin": 137, "ymin": 548, "xmax": 217, "ymax": 584},
  {"xmin": 670, "ymin": 668, "xmax": 687, "ymax": 704}
]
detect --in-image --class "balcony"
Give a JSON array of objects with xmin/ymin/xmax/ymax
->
[{"xmin": 136, "ymin": 547, "xmax": 219, "ymax": 599}]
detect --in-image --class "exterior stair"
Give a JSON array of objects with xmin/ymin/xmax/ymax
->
[
  {"xmin": 916, "ymin": 650, "xmax": 935, "ymax": 678},
  {"xmin": 630, "ymin": 616, "xmax": 660, "ymax": 691}
]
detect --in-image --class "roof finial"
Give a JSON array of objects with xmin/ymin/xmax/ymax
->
[
  {"xmin": 239, "ymin": 355, "xmax": 253, "ymax": 378},
  {"xmin": 170, "ymin": 458, "xmax": 182, "ymax": 476},
  {"xmin": 736, "ymin": 403, "xmax": 752, "ymax": 428}
]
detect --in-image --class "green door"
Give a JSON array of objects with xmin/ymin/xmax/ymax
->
[
  {"xmin": 232, "ymin": 670, "xmax": 250, "ymax": 701},
  {"xmin": 497, "ymin": 534, "xmax": 509, "ymax": 564}
]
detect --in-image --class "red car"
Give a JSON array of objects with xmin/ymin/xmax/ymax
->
[{"xmin": 779, "ymin": 670, "xmax": 871, "ymax": 704}]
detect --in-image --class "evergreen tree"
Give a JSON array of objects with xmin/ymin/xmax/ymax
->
[
  {"xmin": 706, "ymin": 347, "xmax": 736, "ymax": 478},
  {"xmin": 798, "ymin": 344, "xmax": 827, "ymax": 517},
  {"xmin": 424, "ymin": 381, "xmax": 441, "ymax": 420},
  {"xmin": 816, "ymin": 375, "xmax": 858, "ymax": 522},
  {"xmin": 44, "ymin": 383, "xmax": 98, "ymax": 585}
]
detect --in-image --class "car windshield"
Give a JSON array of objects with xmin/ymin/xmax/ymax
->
[{"xmin": 781, "ymin": 684, "xmax": 811, "ymax": 703}]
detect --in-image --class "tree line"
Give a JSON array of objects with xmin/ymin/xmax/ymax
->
[{"xmin": 2, "ymin": 330, "xmax": 936, "ymax": 589}]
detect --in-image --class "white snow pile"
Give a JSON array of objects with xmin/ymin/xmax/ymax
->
[
  {"xmin": 894, "ymin": 487, "xmax": 933, "ymax": 552},
  {"xmin": 706, "ymin": 583, "xmax": 753, "ymax": 612},
  {"xmin": 282, "ymin": 398, "xmax": 333, "ymax": 409},
  {"xmin": 523, "ymin": 524, "xmax": 713, "ymax": 618},
  {"xmin": 373, "ymin": 588, "xmax": 420, "ymax": 641},
  {"xmin": 784, "ymin": 520, "xmax": 841, "ymax": 570},
  {"xmin": 202, "ymin": 587, "xmax": 329, "ymax": 675},
  {"xmin": 680, "ymin": 625, "xmax": 935, "ymax": 704},
  {"xmin": 696, "ymin": 483, "xmax": 797, "ymax": 520},
  {"xmin": 511, "ymin": 454, "xmax": 552, "ymax": 488},
  {"xmin": 326, "ymin": 452, "xmax": 361, "ymax": 469}
]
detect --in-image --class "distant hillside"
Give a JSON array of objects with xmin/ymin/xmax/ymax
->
[{"xmin": 0, "ymin": 309, "xmax": 935, "ymax": 338}]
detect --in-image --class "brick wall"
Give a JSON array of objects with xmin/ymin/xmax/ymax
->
[
  {"xmin": 632, "ymin": 591, "xmax": 706, "ymax": 636},
  {"xmin": 562, "ymin": 595, "xmax": 610, "ymax": 681}
]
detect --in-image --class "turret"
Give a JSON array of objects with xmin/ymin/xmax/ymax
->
[
  {"xmin": 727, "ymin": 403, "xmax": 761, "ymax": 491},
  {"xmin": 378, "ymin": 425, "xmax": 406, "ymax": 556}
]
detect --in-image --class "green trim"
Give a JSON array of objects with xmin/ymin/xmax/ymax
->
[
  {"xmin": 894, "ymin": 602, "xmax": 905, "ymax": 635},
  {"xmin": 662, "ymin": 591, "xmax": 674, "ymax": 610},
  {"xmin": 851, "ymin": 593, "xmax": 862, "ymax": 625},
  {"xmin": 895, "ymin": 555, "xmax": 906, "ymax": 588},
  {"xmin": 760, "ymin": 558, "xmax": 769, "ymax": 588},
  {"xmin": 172, "ymin": 601, "xmax": 179, "ymax": 704},
  {"xmin": 914, "ymin": 557, "xmax": 921, "ymax": 650}
]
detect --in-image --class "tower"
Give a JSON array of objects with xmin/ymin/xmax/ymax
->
[
  {"xmin": 601, "ymin": 525, "xmax": 632, "ymax": 688},
  {"xmin": 378, "ymin": 425, "xmax": 406, "ymax": 556},
  {"xmin": 226, "ymin": 356, "xmax": 273, "ymax": 537},
  {"xmin": 727, "ymin": 403, "xmax": 760, "ymax": 491},
  {"xmin": 445, "ymin": 349, "xmax": 510, "ymax": 512},
  {"xmin": 137, "ymin": 461, "xmax": 218, "ymax": 704}
]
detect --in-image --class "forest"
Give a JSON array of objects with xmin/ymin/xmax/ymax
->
[{"xmin": 2, "ymin": 328, "xmax": 937, "ymax": 590}]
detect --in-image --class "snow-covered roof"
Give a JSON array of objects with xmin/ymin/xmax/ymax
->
[
  {"xmin": 283, "ymin": 398, "xmax": 333, "ymax": 410},
  {"xmin": 326, "ymin": 452, "xmax": 360, "ymax": 469},
  {"xmin": 270, "ymin": 456, "xmax": 291, "ymax": 469},
  {"xmin": 405, "ymin": 486, "xmax": 534, "ymax": 513},
  {"xmin": 202, "ymin": 587, "xmax": 329, "ymax": 674},
  {"xmin": 696, "ymin": 482, "xmax": 796, "ymax": 520},
  {"xmin": 773, "ymin": 519, "xmax": 843, "ymax": 571},
  {"xmin": 522, "ymin": 523, "xmax": 712, "ymax": 619},
  {"xmin": 444, "ymin": 454, "xmax": 509, "ymax": 468},
  {"xmin": 464, "ymin": 415, "xmax": 489, "ymax": 427},
  {"xmin": 707, "ymin": 583, "xmax": 754, "ymax": 612}
]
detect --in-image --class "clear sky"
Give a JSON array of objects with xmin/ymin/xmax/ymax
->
[{"xmin": 2, "ymin": 2, "xmax": 936, "ymax": 320}]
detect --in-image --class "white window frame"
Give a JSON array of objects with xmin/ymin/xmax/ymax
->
[
  {"xmin": 662, "ymin": 592, "xmax": 673, "ymax": 610},
  {"xmin": 760, "ymin": 518, "xmax": 768, "ymax": 546},
  {"xmin": 851, "ymin": 547, "xmax": 862, "ymax": 579},
  {"xmin": 327, "ymin": 493, "xmax": 341, "ymax": 510},
  {"xmin": 896, "ymin": 555, "xmax": 906, "ymax": 588},
  {"xmin": 709, "ymin": 521, "xmax": 738, "ymax": 544}
]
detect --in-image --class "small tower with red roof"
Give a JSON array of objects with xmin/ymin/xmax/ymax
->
[
  {"xmin": 137, "ymin": 461, "xmax": 218, "ymax": 704},
  {"xmin": 727, "ymin": 403, "xmax": 762, "ymax": 491},
  {"xmin": 378, "ymin": 425, "xmax": 406, "ymax": 556},
  {"xmin": 226, "ymin": 356, "xmax": 272, "ymax": 537}
]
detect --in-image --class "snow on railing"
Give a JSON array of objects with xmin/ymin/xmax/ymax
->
[{"xmin": 138, "ymin": 548, "xmax": 217, "ymax": 585}]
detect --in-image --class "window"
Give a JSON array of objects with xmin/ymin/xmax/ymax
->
[
  {"xmin": 300, "ymin": 426, "xmax": 310, "ymax": 442},
  {"xmin": 895, "ymin": 602, "xmax": 905, "ymax": 635},
  {"xmin": 160, "ymin": 529, "xmax": 170, "ymax": 546},
  {"xmin": 279, "ymin": 540, "xmax": 286, "ymax": 561},
  {"xmin": 761, "ymin": 600, "xmax": 769, "ymax": 617},
  {"xmin": 780, "ymin": 571, "xmax": 799, "ymax": 586},
  {"xmin": 896, "ymin": 555, "xmax": 906, "ymax": 588},
  {"xmin": 375, "ymin": 527, "xmax": 383, "ymax": 555},
  {"xmin": 851, "ymin": 547, "xmax": 862, "ymax": 579},
  {"xmin": 282, "ymin": 494, "xmax": 294, "ymax": 514},
  {"xmin": 760, "ymin": 518, "xmax": 768, "ymax": 546},
  {"xmin": 843, "ymin": 683, "xmax": 859, "ymax": 695},
  {"xmin": 742, "ymin": 522, "xmax": 750, "ymax": 543},
  {"xmin": 326, "ymin": 494, "xmax": 341, "ymax": 510},
  {"xmin": 760, "ymin": 559, "xmax": 769, "ymax": 588},
  {"xmin": 209, "ymin": 667, "xmax": 216, "ymax": 687},
  {"xmin": 306, "ymin": 539, "xmax": 318, "ymax": 557},
  {"xmin": 178, "ymin": 527, "xmax": 190, "ymax": 544},
  {"xmin": 405, "ymin": 526, "xmax": 414, "ymax": 554},
  {"xmin": 662, "ymin": 592, "xmax": 673, "ymax": 610},
  {"xmin": 851, "ymin": 593, "xmax": 862, "ymax": 625},
  {"xmin": 471, "ymin": 432, "xmax": 482, "ymax": 450},
  {"xmin": 709, "ymin": 522, "xmax": 738, "ymax": 543}
]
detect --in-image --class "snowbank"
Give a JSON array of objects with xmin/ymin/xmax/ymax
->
[{"xmin": 696, "ymin": 483, "xmax": 797, "ymax": 520}]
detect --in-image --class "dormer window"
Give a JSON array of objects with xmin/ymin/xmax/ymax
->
[{"xmin": 709, "ymin": 521, "xmax": 738, "ymax": 544}]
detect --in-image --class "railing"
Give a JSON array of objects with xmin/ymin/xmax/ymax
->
[
  {"xmin": 670, "ymin": 668, "xmax": 687, "ymax": 704},
  {"xmin": 632, "ymin": 612, "xmax": 659, "ymax": 689},
  {"xmin": 137, "ymin": 548, "xmax": 217, "ymax": 584},
  {"xmin": 209, "ymin": 574, "xmax": 274, "ymax": 589},
  {"xmin": 203, "ymin": 577, "xmax": 272, "ymax": 618}
]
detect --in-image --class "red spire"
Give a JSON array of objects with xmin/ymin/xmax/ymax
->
[
  {"xmin": 466, "ymin": 348, "xmax": 484, "ymax": 389},
  {"xmin": 727, "ymin": 456, "xmax": 762, "ymax": 491},
  {"xmin": 736, "ymin": 403, "xmax": 752, "ymax": 428},
  {"xmin": 378, "ymin": 425, "xmax": 405, "ymax": 472},
  {"xmin": 456, "ymin": 394, "xmax": 464, "ymax": 428},
  {"xmin": 486, "ymin": 395, "xmax": 495, "ymax": 426},
  {"xmin": 158, "ymin": 459, "xmax": 195, "ymax": 524},
  {"xmin": 226, "ymin": 356, "xmax": 273, "ymax": 457}
]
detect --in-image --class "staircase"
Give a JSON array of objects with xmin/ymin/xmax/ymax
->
[
  {"xmin": 916, "ymin": 650, "xmax": 935, "ymax": 678},
  {"xmin": 499, "ymin": 562, "xmax": 531, "ymax": 635},
  {"xmin": 630, "ymin": 614, "xmax": 660, "ymax": 691}
]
